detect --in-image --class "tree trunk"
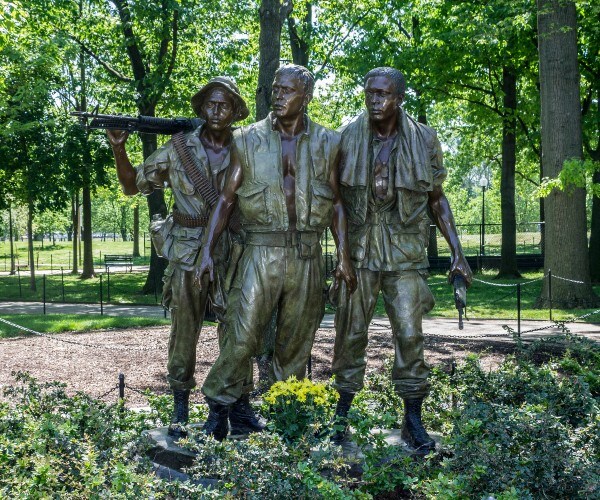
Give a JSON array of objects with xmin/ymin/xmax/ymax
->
[
  {"xmin": 81, "ymin": 185, "xmax": 95, "ymax": 278},
  {"xmin": 587, "ymin": 85, "xmax": 600, "ymax": 283},
  {"xmin": 140, "ymin": 131, "xmax": 168, "ymax": 294},
  {"xmin": 256, "ymin": 0, "xmax": 292, "ymax": 121},
  {"xmin": 71, "ymin": 192, "xmax": 79, "ymax": 274},
  {"xmin": 120, "ymin": 205, "xmax": 128, "ymax": 241},
  {"xmin": 8, "ymin": 204, "xmax": 15, "ymax": 275},
  {"xmin": 132, "ymin": 204, "xmax": 140, "ymax": 257},
  {"xmin": 27, "ymin": 202, "xmax": 36, "ymax": 291},
  {"xmin": 497, "ymin": 65, "xmax": 521, "ymax": 278},
  {"xmin": 287, "ymin": 3, "xmax": 311, "ymax": 67},
  {"xmin": 589, "ymin": 169, "xmax": 600, "ymax": 282},
  {"xmin": 536, "ymin": 0, "xmax": 598, "ymax": 307}
]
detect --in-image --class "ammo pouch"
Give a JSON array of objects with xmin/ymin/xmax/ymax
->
[
  {"xmin": 149, "ymin": 214, "xmax": 173, "ymax": 257},
  {"xmin": 245, "ymin": 231, "xmax": 321, "ymax": 259}
]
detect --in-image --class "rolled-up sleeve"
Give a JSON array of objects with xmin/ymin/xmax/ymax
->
[
  {"xmin": 430, "ymin": 131, "xmax": 447, "ymax": 187},
  {"xmin": 135, "ymin": 142, "xmax": 173, "ymax": 195}
]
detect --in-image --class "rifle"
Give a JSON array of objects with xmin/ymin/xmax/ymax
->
[
  {"xmin": 452, "ymin": 275, "xmax": 467, "ymax": 330},
  {"xmin": 71, "ymin": 106, "xmax": 203, "ymax": 135}
]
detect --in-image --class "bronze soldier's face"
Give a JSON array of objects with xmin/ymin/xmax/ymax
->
[
  {"xmin": 200, "ymin": 88, "xmax": 235, "ymax": 131},
  {"xmin": 271, "ymin": 73, "xmax": 310, "ymax": 119},
  {"xmin": 364, "ymin": 76, "xmax": 402, "ymax": 124}
]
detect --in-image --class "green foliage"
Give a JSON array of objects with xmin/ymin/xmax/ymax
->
[
  {"xmin": 0, "ymin": 372, "xmax": 209, "ymax": 497},
  {"xmin": 427, "ymin": 354, "xmax": 600, "ymax": 498},
  {"xmin": 537, "ymin": 158, "xmax": 600, "ymax": 197},
  {"xmin": 262, "ymin": 376, "xmax": 339, "ymax": 443}
]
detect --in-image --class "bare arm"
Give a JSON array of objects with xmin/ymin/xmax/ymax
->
[
  {"xmin": 106, "ymin": 130, "xmax": 139, "ymax": 196},
  {"xmin": 194, "ymin": 146, "xmax": 243, "ymax": 283},
  {"xmin": 428, "ymin": 185, "xmax": 472, "ymax": 286},
  {"xmin": 329, "ymin": 151, "xmax": 357, "ymax": 293}
]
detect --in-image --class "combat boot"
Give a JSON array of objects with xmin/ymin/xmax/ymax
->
[
  {"xmin": 401, "ymin": 398, "xmax": 436, "ymax": 454},
  {"xmin": 167, "ymin": 389, "xmax": 190, "ymax": 439},
  {"xmin": 202, "ymin": 398, "xmax": 230, "ymax": 441},
  {"xmin": 330, "ymin": 390, "xmax": 355, "ymax": 443},
  {"xmin": 229, "ymin": 394, "xmax": 266, "ymax": 435}
]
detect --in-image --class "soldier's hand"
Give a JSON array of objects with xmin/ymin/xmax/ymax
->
[
  {"xmin": 449, "ymin": 253, "xmax": 473, "ymax": 288},
  {"xmin": 193, "ymin": 248, "xmax": 214, "ymax": 289},
  {"xmin": 106, "ymin": 130, "xmax": 129, "ymax": 148},
  {"xmin": 334, "ymin": 254, "xmax": 357, "ymax": 295}
]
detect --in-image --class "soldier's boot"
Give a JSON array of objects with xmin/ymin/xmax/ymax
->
[
  {"xmin": 229, "ymin": 394, "xmax": 266, "ymax": 435},
  {"xmin": 201, "ymin": 398, "xmax": 230, "ymax": 441},
  {"xmin": 167, "ymin": 389, "xmax": 190, "ymax": 439},
  {"xmin": 401, "ymin": 398, "xmax": 436, "ymax": 454},
  {"xmin": 330, "ymin": 390, "xmax": 355, "ymax": 443}
]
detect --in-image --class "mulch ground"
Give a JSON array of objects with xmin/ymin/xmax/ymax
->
[{"xmin": 0, "ymin": 324, "xmax": 514, "ymax": 407}]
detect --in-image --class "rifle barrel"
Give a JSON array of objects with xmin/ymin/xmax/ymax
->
[{"xmin": 70, "ymin": 111, "xmax": 201, "ymax": 135}]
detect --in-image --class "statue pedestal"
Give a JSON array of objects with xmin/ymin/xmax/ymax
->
[{"xmin": 143, "ymin": 425, "xmax": 442, "ymax": 483}]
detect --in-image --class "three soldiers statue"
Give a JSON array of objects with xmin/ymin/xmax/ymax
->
[{"xmin": 107, "ymin": 64, "xmax": 471, "ymax": 453}]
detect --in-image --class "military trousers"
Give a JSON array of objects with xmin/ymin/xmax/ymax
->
[
  {"xmin": 163, "ymin": 262, "xmax": 252, "ymax": 392},
  {"xmin": 332, "ymin": 268, "xmax": 435, "ymax": 398},
  {"xmin": 202, "ymin": 243, "xmax": 325, "ymax": 405}
]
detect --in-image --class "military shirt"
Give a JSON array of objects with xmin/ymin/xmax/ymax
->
[
  {"xmin": 339, "ymin": 109, "xmax": 446, "ymax": 272},
  {"xmin": 136, "ymin": 124, "xmax": 230, "ymax": 268}
]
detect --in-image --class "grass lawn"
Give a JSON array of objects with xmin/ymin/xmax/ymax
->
[
  {"xmin": 0, "ymin": 238, "xmax": 151, "ymax": 271},
  {"xmin": 326, "ymin": 270, "xmax": 600, "ymax": 323},
  {"xmin": 2, "ymin": 270, "xmax": 599, "ymax": 327},
  {"xmin": 0, "ymin": 314, "xmax": 170, "ymax": 338},
  {"xmin": 0, "ymin": 271, "xmax": 158, "ymax": 305}
]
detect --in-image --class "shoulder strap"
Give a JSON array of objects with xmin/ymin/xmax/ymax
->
[
  {"xmin": 172, "ymin": 132, "xmax": 241, "ymax": 232},
  {"xmin": 172, "ymin": 132, "xmax": 219, "ymax": 207}
]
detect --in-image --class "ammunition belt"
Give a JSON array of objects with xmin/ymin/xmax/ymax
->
[{"xmin": 172, "ymin": 209, "xmax": 208, "ymax": 228}]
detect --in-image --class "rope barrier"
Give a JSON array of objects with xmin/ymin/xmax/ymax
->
[
  {"xmin": 0, "ymin": 317, "xmax": 165, "ymax": 352},
  {"xmin": 551, "ymin": 275, "xmax": 589, "ymax": 285},
  {"xmin": 504, "ymin": 307, "xmax": 600, "ymax": 335},
  {"xmin": 97, "ymin": 384, "xmax": 120, "ymax": 400}
]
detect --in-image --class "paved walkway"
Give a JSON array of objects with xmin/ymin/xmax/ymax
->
[{"xmin": 0, "ymin": 301, "xmax": 598, "ymax": 343}]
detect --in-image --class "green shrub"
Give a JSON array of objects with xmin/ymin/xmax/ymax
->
[
  {"xmin": 185, "ymin": 432, "xmax": 360, "ymax": 499},
  {"xmin": 0, "ymin": 372, "xmax": 210, "ymax": 498}
]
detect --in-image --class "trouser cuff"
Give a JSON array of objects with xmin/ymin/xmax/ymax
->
[
  {"xmin": 167, "ymin": 375, "xmax": 196, "ymax": 391},
  {"xmin": 393, "ymin": 380, "xmax": 430, "ymax": 399}
]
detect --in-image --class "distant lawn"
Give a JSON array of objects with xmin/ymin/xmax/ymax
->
[
  {"xmin": 327, "ymin": 270, "xmax": 600, "ymax": 323},
  {"xmin": 0, "ymin": 314, "xmax": 170, "ymax": 339},
  {"xmin": 0, "ymin": 271, "xmax": 158, "ymax": 305},
  {"xmin": 0, "ymin": 238, "xmax": 151, "ymax": 271}
]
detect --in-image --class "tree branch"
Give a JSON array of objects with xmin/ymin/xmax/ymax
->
[
  {"xmin": 395, "ymin": 19, "xmax": 411, "ymax": 40},
  {"xmin": 69, "ymin": 36, "xmax": 132, "ymax": 83},
  {"xmin": 515, "ymin": 170, "xmax": 540, "ymax": 186},
  {"xmin": 110, "ymin": 0, "xmax": 147, "ymax": 83},
  {"xmin": 315, "ymin": 11, "xmax": 369, "ymax": 79},
  {"xmin": 425, "ymin": 85, "xmax": 500, "ymax": 115}
]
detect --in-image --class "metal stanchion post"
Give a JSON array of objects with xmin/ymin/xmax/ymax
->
[
  {"xmin": 43, "ymin": 274, "xmax": 46, "ymax": 315},
  {"xmin": 100, "ymin": 274, "xmax": 104, "ymax": 316},
  {"xmin": 107, "ymin": 268, "xmax": 111, "ymax": 303},
  {"xmin": 548, "ymin": 269, "xmax": 553, "ymax": 321},
  {"xmin": 517, "ymin": 283, "xmax": 521, "ymax": 338},
  {"xmin": 119, "ymin": 373, "xmax": 125, "ymax": 402},
  {"xmin": 61, "ymin": 267, "xmax": 65, "ymax": 301}
]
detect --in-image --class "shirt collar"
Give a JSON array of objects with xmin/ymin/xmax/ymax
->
[{"xmin": 269, "ymin": 112, "xmax": 310, "ymax": 137}]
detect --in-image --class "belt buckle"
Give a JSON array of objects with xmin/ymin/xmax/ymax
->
[{"xmin": 286, "ymin": 232, "xmax": 295, "ymax": 247}]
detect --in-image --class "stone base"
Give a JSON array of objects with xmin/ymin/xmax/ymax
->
[
  {"xmin": 143, "ymin": 425, "xmax": 441, "ymax": 483},
  {"xmin": 330, "ymin": 428, "xmax": 442, "ymax": 476}
]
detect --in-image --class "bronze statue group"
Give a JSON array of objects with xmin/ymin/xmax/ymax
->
[{"xmin": 107, "ymin": 64, "xmax": 472, "ymax": 455}]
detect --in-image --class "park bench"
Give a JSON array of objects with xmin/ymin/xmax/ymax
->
[{"xmin": 104, "ymin": 254, "xmax": 133, "ymax": 272}]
